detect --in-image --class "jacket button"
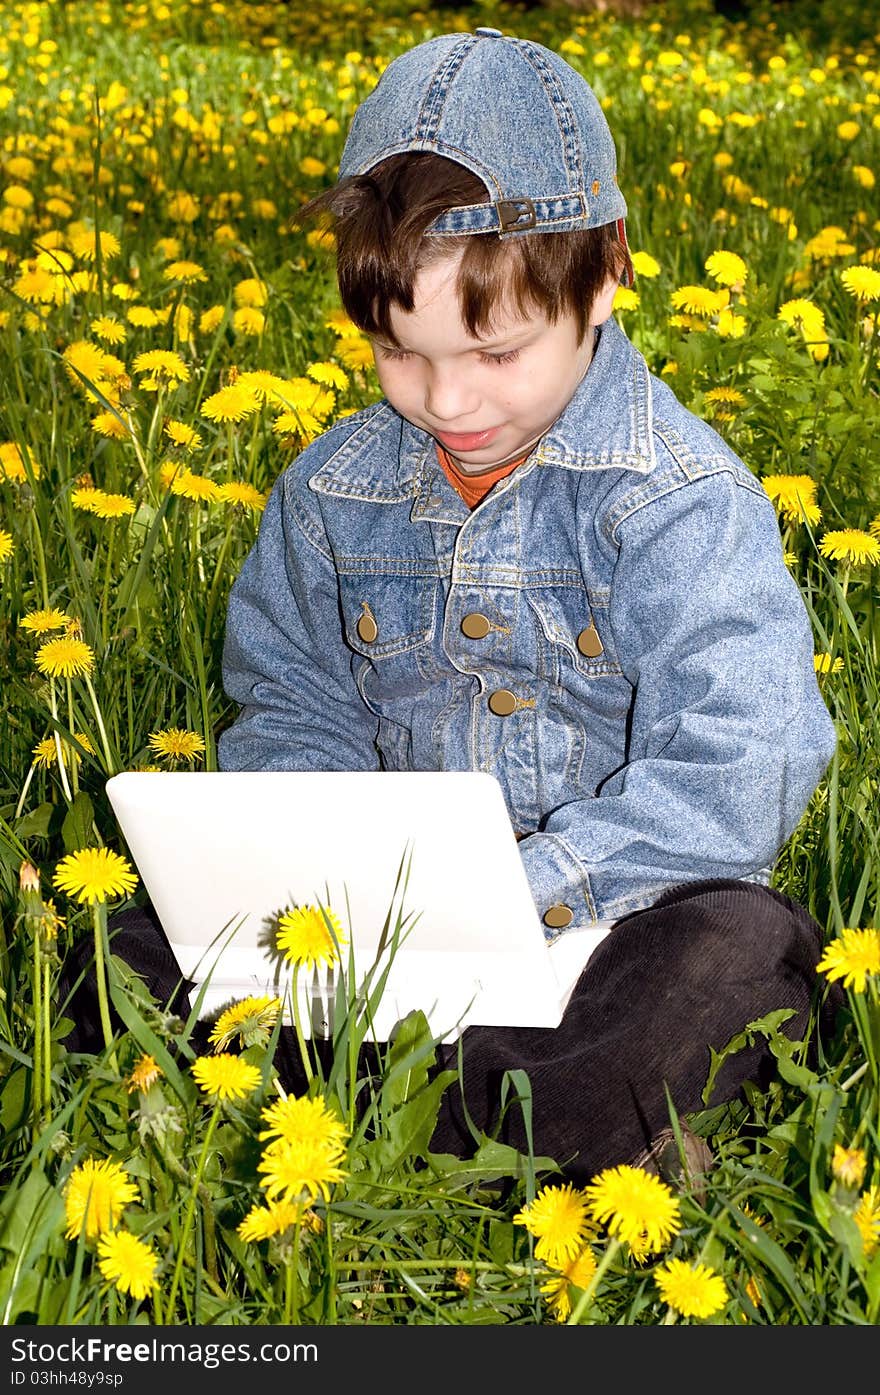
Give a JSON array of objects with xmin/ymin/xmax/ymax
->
[
  {"xmin": 356, "ymin": 613, "xmax": 378, "ymax": 643},
  {"xmin": 488, "ymin": 688, "xmax": 517, "ymax": 716},
  {"xmin": 543, "ymin": 904, "xmax": 574, "ymax": 929},
  {"xmin": 461, "ymin": 612, "xmax": 491, "ymax": 639},
  {"xmin": 576, "ymin": 623, "xmax": 604, "ymax": 657}
]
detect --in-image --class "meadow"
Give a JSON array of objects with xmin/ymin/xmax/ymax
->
[{"xmin": 0, "ymin": 0, "xmax": 878, "ymax": 1326}]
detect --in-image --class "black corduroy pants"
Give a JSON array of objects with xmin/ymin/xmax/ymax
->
[{"xmin": 59, "ymin": 878, "xmax": 842, "ymax": 1183}]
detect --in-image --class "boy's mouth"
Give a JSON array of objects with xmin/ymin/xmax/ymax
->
[{"xmin": 434, "ymin": 426, "xmax": 501, "ymax": 452}]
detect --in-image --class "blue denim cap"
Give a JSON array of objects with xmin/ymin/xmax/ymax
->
[{"xmin": 338, "ymin": 27, "xmax": 627, "ymax": 240}]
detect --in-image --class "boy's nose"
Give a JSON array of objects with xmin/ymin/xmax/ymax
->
[{"xmin": 423, "ymin": 367, "xmax": 479, "ymax": 423}]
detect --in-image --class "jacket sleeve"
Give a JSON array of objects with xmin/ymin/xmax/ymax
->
[
  {"xmin": 218, "ymin": 468, "xmax": 380, "ymax": 773},
  {"xmin": 518, "ymin": 469, "xmax": 836, "ymax": 925}
]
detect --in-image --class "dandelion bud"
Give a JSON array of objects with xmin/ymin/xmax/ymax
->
[{"xmin": 19, "ymin": 859, "xmax": 40, "ymax": 893}]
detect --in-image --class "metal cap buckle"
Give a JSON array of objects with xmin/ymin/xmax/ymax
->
[{"xmin": 496, "ymin": 198, "xmax": 537, "ymax": 232}]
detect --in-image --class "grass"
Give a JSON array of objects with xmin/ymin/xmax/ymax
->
[{"xmin": 0, "ymin": 0, "xmax": 878, "ymax": 1325}]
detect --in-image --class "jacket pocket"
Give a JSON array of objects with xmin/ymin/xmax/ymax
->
[
  {"xmin": 526, "ymin": 586, "xmax": 622, "ymax": 682},
  {"xmin": 339, "ymin": 571, "xmax": 439, "ymax": 704}
]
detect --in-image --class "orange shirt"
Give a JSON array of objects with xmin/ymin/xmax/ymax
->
[{"xmin": 435, "ymin": 443, "xmax": 529, "ymax": 509}]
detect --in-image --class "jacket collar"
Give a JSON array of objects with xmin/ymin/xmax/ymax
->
[{"xmin": 309, "ymin": 316, "xmax": 655, "ymax": 505}]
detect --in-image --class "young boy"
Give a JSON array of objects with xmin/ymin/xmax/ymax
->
[{"xmin": 84, "ymin": 29, "xmax": 840, "ymax": 1184}]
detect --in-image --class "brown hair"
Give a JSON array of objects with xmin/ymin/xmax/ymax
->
[{"xmin": 300, "ymin": 153, "xmax": 628, "ymax": 347}]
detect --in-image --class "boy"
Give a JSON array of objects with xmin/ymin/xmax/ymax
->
[{"xmin": 90, "ymin": 29, "xmax": 841, "ymax": 1184}]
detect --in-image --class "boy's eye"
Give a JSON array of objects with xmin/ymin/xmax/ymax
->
[
  {"xmin": 479, "ymin": 349, "xmax": 520, "ymax": 366},
  {"xmin": 375, "ymin": 345, "xmax": 411, "ymax": 361}
]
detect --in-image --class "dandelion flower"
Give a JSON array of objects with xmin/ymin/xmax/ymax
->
[
  {"xmin": 705, "ymin": 250, "xmax": 747, "ymax": 288},
  {"xmin": 199, "ymin": 305, "xmax": 226, "ymax": 334},
  {"xmin": 91, "ymin": 491, "xmax": 136, "ymax": 520},
  {"xmin": 147, "ymin": 727, "xmax": 206, "ymax": 763},
  {"xmin": 335, "ymin": 335, "xmax": 374, "ymax": 370},
  {"xmin": 170, "ymin": 469, "xmax": 221, "ymax": 503},
  {"xmin": 584, "ymin": 1164, "xmax": 681, "ymax": 1255},
  {"xmin": 126, "ymin": 305, "xmax": 159, "ymax": 329},
  {"xmin": 630, "ymin": 251, "xmax": 661, "ymax": 278},
  {"xmin": 540, "ymin": 1245, "xmax": 598, "ymax": 1322},
  {"xmin": 816, "ymin": 926, "xmax": 880, "ymax": 993},
  {"xmin": 232, "ymin": 306, "xmax": 265, "ymax": 337},
  {"xmin": 53, "ymin": 847, "xmax": 138, "ymax": 905},
  {"xmin": 163, "ymin": 419, "xmax": 202, "ymax": 452},
  {"xmin": 35, "ymin": 635, "xmax": 95, "ymax": 679},
  {"xmin": 126, "ymin": 1054, "xmax": 163, "ymax": 1094},
  {"xmin": 276, "ymin": 904, "xmax": 346, "ymax": 969},
  {"xmin": 760, "ymin": 474, "xmax": 821, "ymax": 526},
  {"xmin": 614, "ymin": 286, "xmax": 640, "ymax": 312},
  {"xmin": 257, "ymin": 1136, "xmax": 347, "ymax": 1204},
  {"xmin": 840, "ymin": 265, "xmax": 880, "ymax": 303},
  {"xmin": 852, "ymin": 166, "xmax": 875, "ymax": 190},
  {"xmin": 832, "ymin": 1145, "xmax": 867, "ymax": 1189},
  {"xmin": 814, "ymin": 653, "xmax": 843, "ymax": 675},
  {"xmin": 97, "ymin": 1229, "xmax": 159, "ymax": 1301},
  {"xmin": 513, "ymin": 1182, "xmax": 591, "ymax": 1265},
  {"xmin": 69, "ymin": 228, "xmax": 121, "ymax": 263},
  {"xmin": 200, "ymin": 383, "xmax": 261, "ymax": 423},
  {"xmin": 854, "ymin": 1187, "xmax": 880, "ymax": 1259},
  {"xmin": 705, "ymin": 386, "xmax": 746, "ymax": 411},
  {"xmin": 217, "ymin": 481, "xmax": 267, "ymax": 511},
  {"xmin": 63, "ymin": 1158, "xmax": 139, "ymax": 1239},
  {"xmin": 715, "ymin": 309, "xmax": 746, "ymax": 339},
  {"xmin": 237, "ymin": 1199, "xmax": 316, "ymax": 1242},
  {"xmin": 208, "ymin": 996, "xmax": 282, "ymax": 1051},
  {"xmin": 90, "ymin": 411, "xmax": 130, "ymax": 441},
  {"xmin": 307, "ymin": 360, "xmax": 348, "ymax": 390},
  {"xmin": 818, "ymin": 529, "xmax": 880, "ymax": 565},
  {"xmin": 259, "ymin": 1094, "xmax": 348, "ymax": 1153},
  {"xmin": 654, "ymin": 1258, "xmax": 728, "ymax": 1319},
  {"xmin": 0, "ymin": 440, "xmax": 40, "ymax": 482},
  {"xmin": 20, "ymin": 607, "xmax": 69, "ymax": 634},
  {"xmin": 132, "ymin": 349, "xmax": 190, "ymax": 386},
  {"xmin": 233, "ymin": 278, "xmax": 268, "ymax": 308},
  {"xmin": 192, "ymin": 1053, "xmax": 262, "ymax": 1103},
  {"xmin": 0, "ymin": 528, "xmax": 13, "ymax": 562},
  {"xmin": 670, "ymin": 286, "xmax": 728, "ymax": 317},
  {"xmin": 162, "ymin": 259, "xmax": 208, "ymax": 284}
]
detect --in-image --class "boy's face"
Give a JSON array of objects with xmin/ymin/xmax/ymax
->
[{"xmin": 370, "ymin": 250, "xmax": 619, "ymax": 473}]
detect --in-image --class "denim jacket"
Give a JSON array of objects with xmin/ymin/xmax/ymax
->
[{"xmin": 219, "ymin": 317, "xmax": 836, "ymax": 928}]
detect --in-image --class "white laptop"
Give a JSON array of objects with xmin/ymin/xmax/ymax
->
[{"xmin": 105, "ymin": 770, "xmax": 612, "ymax": 1041}]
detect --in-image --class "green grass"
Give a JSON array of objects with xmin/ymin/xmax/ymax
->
[{"xmin": 0, "ymin": 0, "xmax": 878, "ymax": 1325}]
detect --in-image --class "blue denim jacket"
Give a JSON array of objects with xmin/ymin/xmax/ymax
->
[{"xmin": 219, "ymin": 317, "xmax": 836, "ymax": 928}]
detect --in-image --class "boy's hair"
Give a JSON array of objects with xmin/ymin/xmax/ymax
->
[{"xmin": 301, "ymin": 153, "xmax": 629, "ymax": 347}]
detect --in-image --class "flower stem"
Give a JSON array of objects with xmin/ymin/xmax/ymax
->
[
  {"xmin": 165, "ymin": 1101, "xmax": 221, "ymax": 1321},
  {"xmin": 290, "ymin": 964, "xmax": 314, "ymax": 1087},
  {"xmin": 91, "ymin": 900, "xmax": 118, "ymax": 1069},
  {"xmin": 83, "ymin": 673, "xmax": 115, "ymax": 774},
  {"xmin": 566, "ymin": 1237, "xmax": 620, "ymax": 1325}
]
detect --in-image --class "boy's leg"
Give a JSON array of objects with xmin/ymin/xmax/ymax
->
[{"xmin": 428, "ymin": 878, "xmax": 843, "ymax": 1183}]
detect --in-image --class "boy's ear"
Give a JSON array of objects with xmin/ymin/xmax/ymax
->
[{"xmin": 590, "ymin": 273, "xmax": 622, "ymax": 327}]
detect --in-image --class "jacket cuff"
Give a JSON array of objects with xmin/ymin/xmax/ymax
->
[{"xmin": 518, "ymin": 833, "xmax": 600, "ymax": 938}]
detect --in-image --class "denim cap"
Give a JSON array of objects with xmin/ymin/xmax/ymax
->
[{"xmin": 338, "ymin": 27, "xmax": 627, "ymax": 240}]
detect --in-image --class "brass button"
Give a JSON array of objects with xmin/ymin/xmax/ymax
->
[
  {"xmin": 576, "ymin": 623, "xmax": 604, "ymax": 658},
  {"xmin": 543, "ymin": 904, "xmax": 574, "ymax": 930},
  {"xmin": 356, "ymin": 612, "xmax": 378, "ymax": 643},
  {"xmin": 461, "ymin": 612, "xmax": 491, "ymax": 639},
  {"xmin": 487, "ymin": 688, "xmax": 517, "ymax": 716}
]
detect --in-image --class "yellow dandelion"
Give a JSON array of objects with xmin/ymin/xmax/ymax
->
[
  {"xmin": 71, "ymin": 487, "xmax": 103, "ymax": 514},
  {"xmin": 259, "ymin": 1094, "xmax": 349, "ymax": 1153},
  {"xmin": 232, "ymin": 306, "xmax": 265, "ymax": 338},
  {"xmin": 836, "ymin": 120, "xmax": 860, "ymax": 141},
  {"xmin": 126, "ymin": 1053, "xmax": 163, "ymax": 1094},
  {"xmin": 840, "ymin": 265, "xmax": 880, "ymax": 303},
  {"xmin": 53, "ymin": 847, "xmax": 138, "ymax": 905},
  {"xmin": 654, "ymin": 1258, "xmax": 728, "ymax": 1319},
  {"xmin": 233, "ymin": 278, "xmax": 268, "ymax": 308},
  {"xmin": 199, "ymin": 305, "xmax": 226, "ymax": 334},
  {"xmin": 335, "ymin": 335, "xmax": 374, "ymax": 370},
  {"xmin": 90, "ymin": 411, "xmax": 131, "ymax": 441},
  {"xmin": 132, "ymin": 349, "xmax": 190, "ymax": 385},
  {"xmin": 192, "ymin": 1053, "xmax": 262, "ymax": 1103},
  {"xmin": 760, "ymin": 474, "xmax": 821, "ymax": 527},
  {"xmin": 816, "ymin": 926, "xmax": 880, "ymax": 993},
  {"xmin": 818, "ymin": 529, "xmax": 880, "ymax": 565},
  {"xmin": 234, "ymin": 371, "xmax": 290, "ymax": 404},
  {"xmin": 35, "ymin": 635, "xmax": 95, "ymax": 679},
  {"xmin": 167, "ymin": 192, "xmax": 199, "ymax": 224},
  {"xmin": 670, "ymin": 286, "xmax": 728, "ymax": 318},
  {"xmin": 257, "ymin": 1136, "xmax": 347, "ymax": 1205},
  {"xmin": 814, "ymin": 652, "xmax": 844, "ymax": 675},
  {"xmin": 96, "ymin": 1230, "xmax": 159, "ymax": 1302},
  {"xmin": 63, "ymin": 1158, "xmax": 139, "ymax": 1240},
  {"xmin": 513, "ymin": 1182, "xmax": 591, "ymax": 1266},
  {"xmin": 705, "ymin": 387, "xmax": 746, "ymax": 410},
  {"xmin": 217, "ymin": 480, "xmax": 267, "ymax": 511},
  {"xmin": 540, "ymin": 1244, "xmax": 598, "ymax": 1322},
  {"xmin": 630, "ymin": 251, "xmax": 660, "ymax": 278},
  {"xmin": 162, "ymin": 259, "xmax": 208, "ymax": 284},
  {"xmin": 715, "ymin": 309, "xmax": 746, "ymax": 339},
  {"xmin": 126, "ymin": 305, "xmax": 159, "ymax": 329},
  {"xmin": 307, "ymin": 361, "xmax": 348, "ymax": 390},
  {"xmin": 832, "ymin": 1145, "xmax": 867, "ymax": 1189},
  {"xmin": 69, "ymin": 228, "xmax": 121, "ymax": 263},
  {"xmin": 19, "ymin": 607, "xmax": 69, "ymax": 634},
  {"xmin": 584, "ymin": 1164, "xmax": 681, "ymax": 1255},
  {"xmin": 0, "ymin": 528, "xmax": 13, "ymax": 563},
  {"xmin": 163, "ymin": 419, "xmax": 202, "ymax": 452},
  {"xmin": 208, "ymin": 996, "xmax": 282, "ymax": 1051},
  {"xmin": 705, "ymin": 250, "xmax": 747, "ymax": 288},
  {"xmin": 325, "ymin": 308, "xmax": 358, "ymax": 337},
  {"xmin": 170, "ymin": 469, "xmax": 221, "ymax": 503},
  {"xmin": 852, "ymin": 166, "xmax": 875, "ymax": 190},
  {"xmin": 200, "ymin": 383, "xmax": 261, "ymax": 424},
  {"xmin": 0, "ymin": 440, "xmax": 40, "ymax": 483},
  {"xmin": 147, "ymin": 727, "xmax": 206, "ymax": 764},
  {"xmin": 237, "ymin": 1198, "xmax": 316, "ymax": 1242},
  {"xmin": 614, "ymin": 286, "xmax": 640, "ymax": 312},
  {"xmin": 854, "ymin": 1187, "xmax": 880, "ymax": 1259},
  {"xmin": 276, "ymin": 904, "xmax": 346, "ymax": 969},
  {"xmin": 91, "ymin": 491, "xmax": 136, "ymax": 520}
]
